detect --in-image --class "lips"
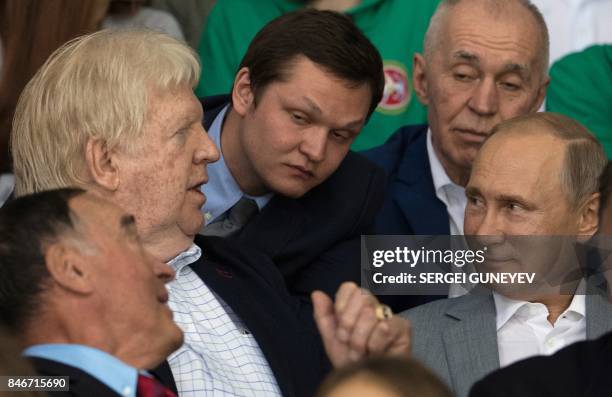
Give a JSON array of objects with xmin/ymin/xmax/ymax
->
[
  {"xmin": 287, "ymin": 164, "xmax": 314, "ymax": 179},
  {"xmin": 454, "ymin": 128, "xmax": 490, "ymax": 144}
]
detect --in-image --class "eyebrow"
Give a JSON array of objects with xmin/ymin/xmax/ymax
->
[
  {"xmin": 453, "ymin": 50, "xmax": 530, "ymax": 77},
  {"xmin": 299, "ymin": 96, "xmax": 365, "ymax": 131},
  {"xmin": 453, "ymin": 50, "xmax": 480, "ymax": 64}
]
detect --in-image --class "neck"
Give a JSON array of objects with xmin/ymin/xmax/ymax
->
[
  {"xmin": 142, "ymin": 231, "xmax": 192, "ymax": 263},
  {"xmin": 431, "ymin": 138, "xmax": 470, "ymax": 187},
  {"xmin": 534, "ymin": 294, "xmax": 574, "ymax": 325},
  {"xmin": 221, "ymin": 108, "xmax": 269, "ymax": 196},
  {"xmin": 23, "ymin": 303, "xmax": 165, "ymax": 370}
]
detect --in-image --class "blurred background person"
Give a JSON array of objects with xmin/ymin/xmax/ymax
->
[
  {"xmin": 102, "ymin": 0, "xmax": 184, "ymax": 41},
  {"xmin": 0, "ymin": 0, "xmax": 109, "ymax": 207},
  {"xmin": 316, "ymin": 357, "xmax": 453, "ymax": 397},
  {"xmin": 150, "ymin": 0, "xmax": 216, "ymax": 49},
  {"xmin": 196, "ymin": 0, "xmax": 440, "ymax": 151}
]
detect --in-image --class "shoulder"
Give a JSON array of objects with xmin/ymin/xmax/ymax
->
[
  {"xmin": 401, "ymin": 294, "xmax": 491, "ymax": 325},
  {"xmin": 361, "ymin": 124, "xmax": 428, "ymax": 171}
]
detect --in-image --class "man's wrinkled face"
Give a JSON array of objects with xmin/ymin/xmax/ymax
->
[
  {"xmin": 70, "ymin": 195, "xmax": 183, "ymax": 362},
  {"xmin": 416, "ymin": 1, "xmax": 548, "ymax": 183},
  {"xmin": 464, "ymin": 131, "xmax": 583, "ymax": 291},
  {"xmin": 236, "ymin": 56, "xmax": 371, "ymax": 198},
  {"xmin": 114, "ymin": 84, "xmax": 219, "ymax": 252}
]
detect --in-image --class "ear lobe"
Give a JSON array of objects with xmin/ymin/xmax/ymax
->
[
  {"xmin": 413, "ymin": 53, "xmax": 430, "ymax": 106},
  {"xmin": 85, "ymin": 138, "xmax": 119, "ymax": 191},
  {"xmin": 577, "ymin": 192, "xmax": 600, "ymax": 240},
  {"xmin": 231, "ymin": 67, "xmax": 255, "ymax": 117},
  {"xmin": 45, "ymin": 243, "xmax": 95, "ymax": 295}
]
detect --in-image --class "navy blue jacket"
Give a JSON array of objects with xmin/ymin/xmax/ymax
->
[
  {"xmin": 202, "ymin": 96, "xmax": 386, "ymax": 298},
  {"xmin": 470, "ymin": 330, "xmax": 612, "ymax": 397},
  {"xmin": 362, "ymin": 125, "xmax": 449, "ymax": 311},
  {"xmin": 362, "ymin": 124, "xmax": 450, "ymax": 235}
]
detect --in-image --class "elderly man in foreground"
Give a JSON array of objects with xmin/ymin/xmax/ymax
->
[
  {"xmin": 402, "ymin": 112, "xmax": 612, "ymax": 397},
  {"xmin": 0, "ymin": 188, "xmax": 183, "ymax": 397},
  {"xmin": 10, "ymin": 29, "xmax": 410, "ymax": 397}
]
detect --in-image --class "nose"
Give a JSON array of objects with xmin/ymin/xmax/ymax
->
[
  {"xmin": 194, "ymin": 126, "xmax": 220, "ymax": 165},
  {"xmin": 469, "ymin": 209, "xmax": 505, "ymax": 246},
  {"xmin": 468, "ymin": 77, "xmax": 498, "ymax": 116},
  {"xmin": 299, "ymin": 128, "xmax": 328, "ymax": 163},
  {"xmin": 153, "ymin": 259, "xmax": 176, "ymax": 284}
]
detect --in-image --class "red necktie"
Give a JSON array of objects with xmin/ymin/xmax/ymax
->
[{"xmin": 136, "ymin": 374, "xmax": 177, "ymax": 397}]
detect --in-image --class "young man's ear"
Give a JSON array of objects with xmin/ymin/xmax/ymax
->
[
  {"xmin": 231, "ymin": 67, "xmax": 255, "ymax": 117},
  {"xmin": 45, "ymin": 242, "xmax": 95, "ymax": 295},
  {"xmin": 85, "ymin": 138, "xmax": 119, "ymax": 191},
  {"xmin": 577, "ymin": 192, "xmax": 600, "ymax": 241},
  {"xmin": 413, "ymin": 53, "xmax": 430, "ymax": 106}
]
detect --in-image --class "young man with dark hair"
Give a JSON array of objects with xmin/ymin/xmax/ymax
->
[{"xmin": 200, "ymin": 9, "xmax": 387, "ymax": 298}]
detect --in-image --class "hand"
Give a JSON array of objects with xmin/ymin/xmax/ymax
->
[{"xmin": 312, "ymin": 282, "xmax": 411, "ymax": 367}]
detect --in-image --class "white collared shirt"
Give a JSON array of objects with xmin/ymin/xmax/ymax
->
[
  {"xmin": 426, "ymin": 129, "xmax": 466, "ymax": 237},
  {"xmin": 201, "ymin": 105, "xmax": 273, "ymax": 226},
  {"xmin": 494, "ymin": 289, "xmax": 586, "ymax": 368},
  {"xmin": 166, "ymin": 244, "xmax": 281, "ymax": 396}
]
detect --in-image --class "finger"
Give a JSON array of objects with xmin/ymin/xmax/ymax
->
[
  {"xmin": 347, "ymin": 304, "xmax": 378, "ymax": 357},
  {"xmin": 367, "ymin": 316, "xmax": 411, "ymax": 355},
  {"xmin": 312, "ymin": 290, "xmax": 336, "ymax": 346},
  {"xmin": 336, "ymin": 289, "xmax": 377, "ymax": 344},
  {"xmin": 334, "ymin": 282, "xmax": 359, "ymax": 314}
]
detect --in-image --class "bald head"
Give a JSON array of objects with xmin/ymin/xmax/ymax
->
[
  {"xmin": 424, "ymin": 0, "xmax": 549, "ymax": 79},
  {"xmin": 486, "ymin": 113, "xmax": 606, "ymax": 208}
]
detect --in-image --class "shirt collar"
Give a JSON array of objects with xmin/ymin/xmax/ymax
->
[
  {"xmin": 167, "ymin": 243, "xmax": 202, "ymax": 277},
  {"xmin": 203, "ymin": 105, "xmax": 273, "ymax": 224},
  {"xmin": 493, "ymin": 280, "xmax": 587, "ymax": 330},
  {"xmin": 24, "ymin": 344, "xmax": 138, "ymax": 397},
  {"xmin": 426, "ymin": 129, "xmax": 460, "ymax": 196}
]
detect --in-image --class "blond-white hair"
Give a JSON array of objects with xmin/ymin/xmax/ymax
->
[{"xmin": 11, "ymin": 29, "xmax": 200, "ymax": 196}]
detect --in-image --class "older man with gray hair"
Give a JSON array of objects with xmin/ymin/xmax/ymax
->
[
  {"xmin": 364, "ymin": 0, "xmax": 551, "ymax": 311},
  {"xmin": 11, "ymin": 29, "xmax": 410, "ymax": 397}
]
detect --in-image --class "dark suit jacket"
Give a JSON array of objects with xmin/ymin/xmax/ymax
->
[
  {"xmin": 362, "ymin": 124, "xmax": 449, "ymax": 235},
  {"xmin": 469, "ymin": 331, "xmax": 612, "ymax": 397},
  {"xmin": 152, "ymin": 235, "xmax": 329, "ymax": 397},
  {"xmin": 201, "ymin": 96, "xmax": 386, "ymax": 297},
  {"xmin": 362, "ymin": 125, "xmax": 449, "ymax": 311},
  {"xmin": 31, "ymin": 357, "xmax": 121, "ymax": 397}
]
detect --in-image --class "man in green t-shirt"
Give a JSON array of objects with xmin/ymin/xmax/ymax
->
[{"xmin": 197, "ymin": 0, "xmax": 440, "ymax": 150}]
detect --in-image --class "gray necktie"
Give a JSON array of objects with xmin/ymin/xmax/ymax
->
[{"xmin": 201, "ymin": 197, "xmax": 258, "ymax": 237}]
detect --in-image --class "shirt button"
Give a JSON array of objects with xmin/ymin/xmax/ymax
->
[
  {"xmin": 546, "ymin": 338, "xmax": 556, "ymax": 348},
  {"xmin": 204, "ymin": 212, "xmax": 213, "ymax": 221},
  {"xmin": 122, "ymin": 386, "xmax": 132, "ymax": 396}
]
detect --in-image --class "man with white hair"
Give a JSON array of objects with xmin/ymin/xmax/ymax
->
[{"xmin": 11, "ymin": 29, "xmax": 410, "ymax": 397}]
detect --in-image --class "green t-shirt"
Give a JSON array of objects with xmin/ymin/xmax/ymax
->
[
  {"xmin": 197, "ymin": 0, "xmax": 439, "ymax": 150},
  {"xmin": 547, "ymin": 45, "xmax": 612, "ymax": 158}
]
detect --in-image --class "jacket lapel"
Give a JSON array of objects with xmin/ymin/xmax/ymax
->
[
  {"xmin": 442, "ymin": 294, "xmax": 499, "ymax": 397},
  {"xmin": 393, "ymin": 129, "xmax": 450, "ymax": 235},
  {"xmin": 189, "ymin": 236, "xmax": 323, "ymax": 397},
  {"xmin": 236, "ymin": 195, "xmax": 308, "ymax": 260}
]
